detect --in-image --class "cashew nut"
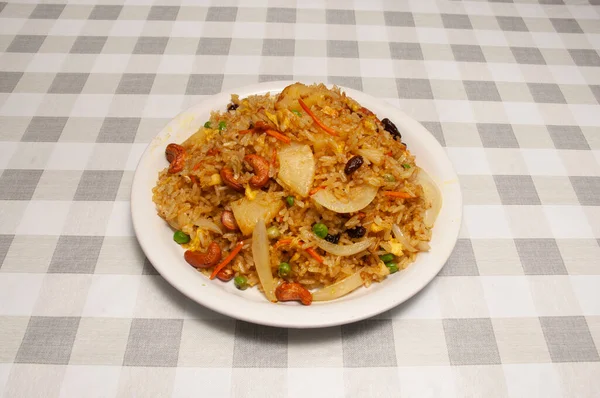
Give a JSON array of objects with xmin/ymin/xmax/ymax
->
[
  {"xmin": 243, "ymin": 154, "xmax": 270, "ymax": 189},
  {"xmin": 184, "ymin": 242, "xmax": 222, "ymax": 269},
  {"xmin": 165, "ymin": 143, "xmax": 186, "ymax": 174},
  {"xmin": 216, "ymin": 267, "xmax": 234, "ymax": 282},
  {"xmin": 221, "ymin": 210, "xmax": 238, "ymax": 231},
  {"xmin": 220, "ymin": 167, "xmax": 244, "ymax": 192},
  {"xmin": 275, "ymin": 282, "xmax": 313, "ymax": 305}
]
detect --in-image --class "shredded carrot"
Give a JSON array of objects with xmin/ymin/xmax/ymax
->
[
  {"xmin": 209, "ymin": 241, "xmax": 245, "ymax": 280},
  {"xmin": 207, "ymin": 148, "xmax": 219, "ymax": 156},
  {"xmin": 253, "ymin": 121, "xmax": 269, "ymax": 131},
  {"xmin": 357, "ymin": 212, "xmax": 366, "ymax": 219},
  {"xmin": 271, "ymin": 148, "xmax": 278, "ymax": 166},
  {"xmin": 309, "ymin": 185, "xmax": 326, "ymax": 196},
  {"xmin": 360, "ymin": 106, "xmax": 375, "ymax": 117},
  {"xmin": 238, "ymin": 129, "xmax": 253, "ymax": 135},
  {"xmin": 385, "ymin": 151, "xmax": 393, "ymax": 156},
  {"xmin": 298, "ymin": 98, "xmax": 339, "ymax": 137},
  {"xmin": 264, "ymin": 129, "xmax": 291, "ymax": 144},
  {"xmin": 274, "ymin": 238, "xmax": 292, "ymax": 249},
  {"xmin": 305, "ymin": 247, "xmax": 324, "ymax": 263},
  {"xmin": 193, "ymin": 162, "xmax": 202, "ymax": 171},
  {"xmin": 383, "ymin": 191, "xmax": 415, "ymax": 199}
]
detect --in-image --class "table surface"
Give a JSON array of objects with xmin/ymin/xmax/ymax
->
[{"xmin": 1, "ymin": 0, "xmax": 600, "ymax": 397}]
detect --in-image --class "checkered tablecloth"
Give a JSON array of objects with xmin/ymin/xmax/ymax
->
[{"xmin": 1, "ymin": 0, "xmax": 599, "ymax": 397}]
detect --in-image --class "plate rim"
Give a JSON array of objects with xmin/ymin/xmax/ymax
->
[{"xmin": 131, "ymin": 81, "xmax": 462, "ymax": 328}]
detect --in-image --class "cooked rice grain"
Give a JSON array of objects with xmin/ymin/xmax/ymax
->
[{"xmin": 153, "ymin": 83, "xmax": 432, "ymax": 292}]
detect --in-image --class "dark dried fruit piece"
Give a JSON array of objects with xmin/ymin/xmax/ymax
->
[
  {"xmin": 346, "ymin": 226, "xmax": 366, "ymax": 239},
  {"xmin": 381, "ymin": 118, "xmax": 402, "ymax": 141},
  {"xmin": 324, "ymin": 233, "xmax": 341, "ymax": 244},
  {"xmin": 227, "ymin": 103, "xmax": 239, "ymax": 111},
  {"xmin": 344, "ymin": 155, "xmax": 364, "ymax": 175}
]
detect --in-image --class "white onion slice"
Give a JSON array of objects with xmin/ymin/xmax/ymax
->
[
  {"xmin": 312, "ymin": 268, "xmax": 365, "ymax": 302},
  {"xmin": 392, "ymin": 224, "xmax": 418, "ymax": 252},
  {"xmin": 252, "ymin": 219, "xmax": 276, "ymax": 302},
  {"xmin": 312, "ymin": 184, "xmax": 378, "ymax": 213},
  {"xmin": 417, "ymin": 241, "xmax": 431, "ymax": 252},
  {"xmin": 356, "ymin": 148, "xmax": 384, "ymax": 166},
  {"xmin": 416, "ymin": 169, "xmax": 442, "ymax": 228},
  {"xmin": 194, "ymin": 218, "xmax": 222, "ymax": 235},
  {"xmin": 315, "ymin": 238, "xmax": 373, "ymax": 256}
]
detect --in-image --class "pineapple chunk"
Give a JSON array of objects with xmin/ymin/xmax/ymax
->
[
  {"xmin": 230, "ymin": 192, "xmax": 283, "ymax": 236},
  {"xmin": 277, "ymin": 143, "xmax": 315, "ymax": 198}
]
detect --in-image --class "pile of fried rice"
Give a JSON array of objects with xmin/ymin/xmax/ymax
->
[{"xmin": 152, "ymin": 83, "xmax": 440, "ymax": 305}]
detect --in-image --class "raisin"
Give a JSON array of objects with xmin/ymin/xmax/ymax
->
[
  {"xmin": 344, "ymin": 155, "xmax": 364, "ymax": 175},
  {"xmin": 346, "ymin": 226, "xmax": 366, "ymax": 239},
  {"xmin": 382, "ymin": 118, "xmax": 401, "ymax": 141},
  {"xmin": 227, "ymin": 103, "xmax": 239, "ymax": 111},
  {"xmin": 324, "ymin": 233, "xmax": 341, "ymax": 244}
]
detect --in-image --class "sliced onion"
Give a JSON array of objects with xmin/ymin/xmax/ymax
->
[
  {"xmin": 312, "ymin": 268, "xmax": 365, "ymax": 302},
  {"xmin": 356, "ymin": 148, "xmax": 384, "ymax": 166},
  {"xmin": 194, "ymin": 218, "xmax": 222, "ymax": 235},
  {"xmin": 316, "ymin": 238, "xmax": 373, "ymax": 256},
  {"xmin": 392, "ymin": 224, "xmax": 418, "ymax": 252},
  {"xmin": 416, "ymin": 169, "xmax": 442, "ymax": 228},
  {"xmin": 417, "ymin": 241, "xmax": 431, "ymax": 252},
  {"xmin": 312, "ymin": 184, "xmax": 378, "ymax": 214},
  {"xmin": 252, "ymin": 219, "xmax": 277, "ymax": 302}
]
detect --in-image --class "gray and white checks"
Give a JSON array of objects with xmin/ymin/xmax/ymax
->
[{"xmin": 1, "ymin": 0, "xmax": 600, "ymax": 397}]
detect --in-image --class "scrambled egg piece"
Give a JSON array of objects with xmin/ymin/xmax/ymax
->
[
  {"xmin": 245, "ymin": 186, "xmax": 258, "ymax": 201},
  {"xmin": 186, "ymin": 230, "xmax": 202, "ymax": 252},
  {"xmin": 321, "ymin": 106, "xmax": 338, "ymax": 117},
  {"xmin": 209, "ymin": 173, "xmax": 221, "ymax": 186},
  {"xmin": 265, "ymin": 110, "xmax": 279, "ymax": 129},
  {"xmin": 388, "ymin": 239, "xmax": 404, "ymax": 256},
  {"xmin": 370, "ymin": 223, "xmax": 384, "ymax": 232}
]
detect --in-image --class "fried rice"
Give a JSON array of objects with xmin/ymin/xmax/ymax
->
[{"xmin": 152, "ymin": 83, "xmax": 440, "ymax": 305}]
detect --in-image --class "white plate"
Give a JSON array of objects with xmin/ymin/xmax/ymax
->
[{"xmin": 131, "ymin": 81, "xmax": 462, "ymax": 328}]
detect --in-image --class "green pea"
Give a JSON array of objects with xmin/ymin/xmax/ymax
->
[
  {"xmin": 204, "ymin": 121, "xmax": 211, "ymax": 128},
  {"xmin": 292, "ymin": 109, "xmax": 302, "ymax": 117},
  {"xmin": 286, "ymin": 196, "xmax": 295, "ymax": 207},
  {"xmin": 218, "ymin": 121, "xmax": 226, "ymax": 131},
  {"xmin": 234, "ymin": 275, "xmax": 248, "ymax": 290},
  {"xmin": 383, "ymin": 174, "xmax": 396, "ymax": 182},
  {"xmin": 267, "ymin": 226, "xmax": 281, "ymax": 240},
  {"xmin": 278, "ymin": 262, "xmax": 291, "ymax": 277},
  {"xmin": 312, "ymin": 223, "xmax": 328, "ymax": 239},
  {"xmin": 402, "ymin": 163, "xmax": 411, "ymax": 169},
  {"xmin": 379, "ymin": 253, "xmax": 394, "ymax": 263},
  {"xmin": 173, "ymin": 230, "xmax": 190, "ymax": 244},
  {"xmin": 386, "ymin": 262, "xmax": 399, "ymax": 274}
]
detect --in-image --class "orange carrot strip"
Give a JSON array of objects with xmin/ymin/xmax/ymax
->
[
  {"xmin": 253, "ymin": 121, "xmax": 269, "ymax": 131},
  {"xmin": 298, "ymin": 98, "xmax": 339, "ymax": 137},
  {"xmin": 383, "ymin": 191, "xmax": 415, "ymax": 199},
  {"xmin": 193, "ymin": 162, "xmax": 202, "ymax": 171},
  {"xmin": 274, "ymin": 238, "xmax": 292, "ymax": 249},
  {"xmin": 305, "ymin": 247, "xmax": 324, "ymax": 263},
  {"xmin": 238, "ymin": 129, "xmax": 253, "ymax": 135},
  {"xmin": 264, "ymin": 129, "xmax": 291, "ymax": 144},
  {"xmin": 209, "ymin": 241, "xmax": 245, "ymax": 280},
  {"xmin": 271, "ymin": 148, "xmax": 277, "ymax": 166},
  {"xmin": 309, "ymin": 185, "xmax": 326, "ymax": 196},
  {"xmin": 360, "ymin": 106, "xmax": 375, "ymax": 117}
]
